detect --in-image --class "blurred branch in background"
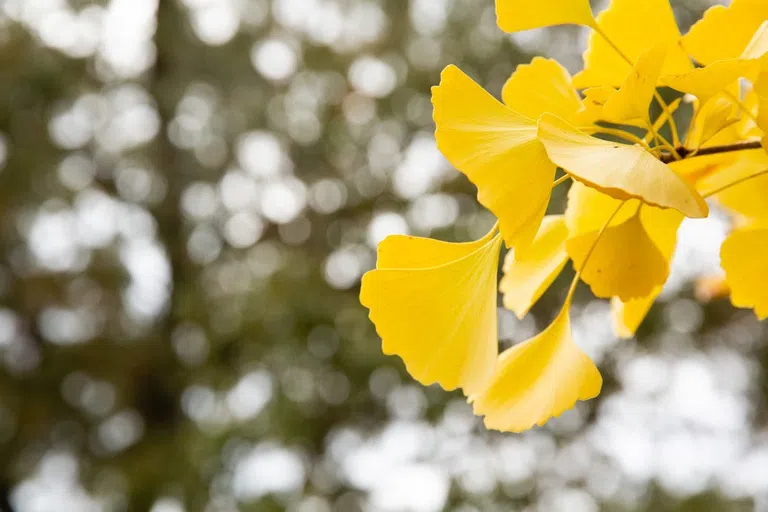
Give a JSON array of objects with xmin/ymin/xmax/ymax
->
[{"xmin": 0, "ymin": 0, "xmax": 764, "ymax": 511}]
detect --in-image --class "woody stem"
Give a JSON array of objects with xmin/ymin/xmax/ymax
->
[{"xmin": 659, "ymin": 140, "xmax": 763, "ymax": 164}]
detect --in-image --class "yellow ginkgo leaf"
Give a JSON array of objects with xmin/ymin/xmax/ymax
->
[
  {"xmin": 669, "ymin": 153, "xmax": 737, "ymax": 184},
  {"xmin": 573, "ymin": 0, "xmax": 693, "ymax": 88},
  {"xmin": 565, "ymin": 182, "xmax": 681, "ymax": 331},
  {"xmin": 360, "ymin": 227, "xmax": 503, "ymax": 395},
  {"xmin": 565, "ymin": 182, "xmax": 683, "ymax": 248},
  {"xmin": 713, "ymin": 169, "xmax": 768, "ymax": 221},
  {"xmin": 611, "ymin": 289, "xmax": 661, "ymax": 339},
  {"xmin": 698, "ymin": 148, "xmax": 768, "ymax": 220},
  {"xmin": 500, "ymin": 215, "xmax": 569, "ymax": 319},
  {"xmin": 755, "ymin": 71, "xmax": 768, "ymax": 134},
  {"xmin": 663, "ymin": 20, "xmax": 768, "ymax": 107},
  {"xmin": 686, "ymin": 97, "xmax": 739, "ymax": 149},
  {"xmin": 670, "ymin": 84, "xmax": 758, "ymax": 182},
  {"xmin": 470, "ymin": 298, "xmax": 602, "ymax": 433},
  {"xmin": 580, "ymin": 85, "xmax": 616, "ymax": 118},
  {"xmin": 495, "ymin": 0, "xmax": 595, "ymax": 33},
  {"xmin": 687, "ymin": 83, "xmax": 761, "ymax": 149},
  {"xmin": 501, "ymin": 57, "xmax": 585, "ymax": 126},
  {"xmin": 580, "ymin": 85, "xmax": 649, "ymax": 127},
  {"xmin": 721, "ymin": 224, "xmax": 768, "ymax": 320},
  {"xmin": 565, "ymin": 182, "xmax": 637, "ymax": 236},
  {"xmin": 683, "ymin": 0, "xmax": 768, "ymax": 65},
  {"xmin": 635, "ymin": 199, "xmax": 683, "ymax": 257},
  {"xmin": 740, "ymin": 21, "xmax": 768, "ymax": 60},
  {"xmin": 567, "ymin": 212, "xmax": 669, "ymax": 301},
  {"xmin": 608, "ymin": 205, "xmax": 681, "ymax": 336},
  {"xmin": 661, "ymin": 59, "xmax": 758, "ymax": 107},
  {"xmin": 602, "ymin": 44, "xmax": 668, "ymax": 123},
  {"xmin": 433, "ymin": 65, "xmax": 556, "ymax": 249},
  {"xmin": 375, "ymin": 229, "xmax": 496, "ymax": 269},
  {"xmin": 537, "ymin": 113, "xmax": 708, "ymax": 218}
]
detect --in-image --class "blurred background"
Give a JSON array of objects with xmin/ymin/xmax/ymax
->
[{"xmin": 0, "ymin": 0, "xmax": 766, "ymax": 510}]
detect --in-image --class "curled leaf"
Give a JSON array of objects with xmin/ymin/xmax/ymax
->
[{"xmin": 537, "ymin": 113, "xmax": 708, "ymax": 218}]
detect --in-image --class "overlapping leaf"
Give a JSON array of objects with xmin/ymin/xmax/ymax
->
[
  {"xmin": 664, "ymin": 22, "xmax": 768, "ymax": 105},
  {"xmin": 500, "ymin": 215, "xmax": 569, "ymax": 319},
  {"xmin": 501, "ymin": 57, "xmax": 587, "ymax": 126},
  {"xmin": 603, "ymin": 44, "xmax": 667, "ymax": 123},
  {"xmin": 538, "ymin": 114, "xmax": 708, "ymax": 218},
  {"xmin": 696, "ymin": 135, "xmax": 768, "ymax": 220},
  {"xmin": 433, "ymin": 65, "xmax": 555, "ymax": 249},
  {"xmin": 566, "ymin": 183, "xmax": 682, "ymax": 328},
  {"xmin": 574, "ymin": 0, "xmax": 692, "ymax": 88}
]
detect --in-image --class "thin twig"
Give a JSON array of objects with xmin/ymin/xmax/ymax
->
[{"xmin": 659, "ymin": 140, "xmax": 763, "ymax": 163}]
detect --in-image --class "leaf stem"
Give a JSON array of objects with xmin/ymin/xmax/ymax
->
[
  {"xmin": 552, "ymin": 175, "xmax": 572, "ymax": 188},
  {"xmin": 724, "ymin": 90, "xmax": 759, "ymax": 125},
  {"xmin": 592, "ymin": 25, "xmax": 633, "ymax": 66},
  {"xmin": 683, "ymin": 100, "xmax": 700, "ymax": 148},
  {"xmin": 656, "ymin": 93, "xmax": 681, "ymax": 147},
  {"xmin": 588, "ymin": 126, "xmax": 650, "ymax": 148},
  {"xmin": 647, "ymin": 122, "xmax": 680, "ymax": 159},
  {"xmin": 566, "ymin": 201, "xmax": 628, "ymax": 303},
  {"xmin": 645, "ymin": 98, "xmax": 682, "ymax": 144},
  {"xmin": 703, "ymin": 168, "xmax": 768, "ymax": 198},
  {"xmin": 592, "ymin": 25, "xmax": 681, "ymax": 147}
]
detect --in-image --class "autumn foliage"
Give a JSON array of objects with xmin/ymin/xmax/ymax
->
[{"xmin": 361, "ymin": 0, "xmax": 768, "ymax": 432}]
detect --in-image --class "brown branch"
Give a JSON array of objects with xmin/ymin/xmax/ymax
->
[{"xmin": 659, "ymin": 140, "xmax": 763, "ymax": 163}]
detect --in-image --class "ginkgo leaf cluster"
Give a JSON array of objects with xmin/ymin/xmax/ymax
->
[{"xmin": 360, "ymin": 0, "xmax": 768, "ymax": 433}]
